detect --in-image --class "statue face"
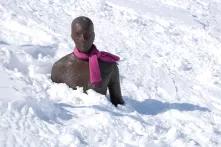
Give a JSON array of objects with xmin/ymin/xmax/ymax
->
[{"xmin": 72, "ymin": 23, "xmax": 95, "ymax": 53}]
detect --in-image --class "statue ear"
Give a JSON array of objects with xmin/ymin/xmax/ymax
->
[{"xmin": 71, "ymin": 34, "xmax": 74, "ymax": 40}]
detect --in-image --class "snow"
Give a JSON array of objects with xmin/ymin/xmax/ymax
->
[{"xmin": 0, "ymin": 0, "xmax": 221, "ymax": 146}]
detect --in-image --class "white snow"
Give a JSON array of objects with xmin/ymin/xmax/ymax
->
[{"xmin": 1, "ymin": 0, "xmax": 221, "ymax": 146}]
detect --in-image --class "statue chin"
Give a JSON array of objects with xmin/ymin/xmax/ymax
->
[{"xmin": 81, "ymin": 45, "xmax": 93, "ymax": 53}]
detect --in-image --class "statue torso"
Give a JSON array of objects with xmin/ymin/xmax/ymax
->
[{"xmin": 51, "ymin": 53, "xmax": 115, "ymax": 95}]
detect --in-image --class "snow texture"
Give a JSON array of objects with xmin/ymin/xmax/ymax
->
[{"xmin": 0, "ymin": 0, "xmax": 221, "ymax": 146}]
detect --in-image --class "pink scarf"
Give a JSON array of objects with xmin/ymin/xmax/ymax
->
[{"xmin": 73, "ymin": 44, "xmax": 120, "ymax": 87}]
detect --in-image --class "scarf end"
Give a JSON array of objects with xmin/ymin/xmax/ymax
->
[{"xmin": 91, "ymin": 81, "xmax": 102, "ymax": 87}]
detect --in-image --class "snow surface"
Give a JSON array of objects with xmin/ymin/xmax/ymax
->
[{"xmin": 1, "ymin": 0, "xmax": 221, "ymax": 146}]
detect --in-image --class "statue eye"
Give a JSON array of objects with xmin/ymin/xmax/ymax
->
[
  {"xmin": 75, "ymin": 32, "xmax": 81, "ymax": 36},
  {"xmin": 84, "ymin": 31, "xmax": 93, "ymax": 40}
]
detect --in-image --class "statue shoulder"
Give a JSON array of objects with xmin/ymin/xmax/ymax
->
[
  {"xmin": 51, "ymin": 53, "xmax": 75, "ymax": 82},
  {"xmin": 53, "ymin": 53, "xmax": 75, "ymax": 67}
]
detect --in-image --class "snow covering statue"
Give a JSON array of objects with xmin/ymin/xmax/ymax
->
[{"xmin": 51, "ymin": 16, "xmax": 125, "ymax": 106}]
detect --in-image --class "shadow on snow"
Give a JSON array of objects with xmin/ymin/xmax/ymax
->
[{"xmin": 127, "ymin": 98, "xmax": 210, "ymax": 115}]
